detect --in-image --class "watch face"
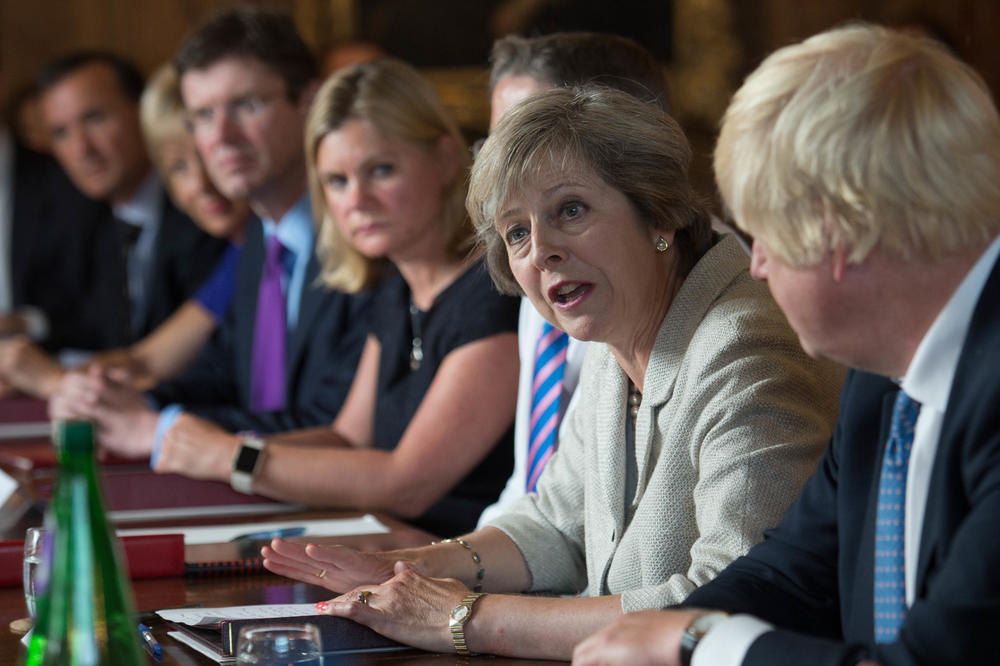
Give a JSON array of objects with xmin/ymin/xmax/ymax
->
[
  {"xmin": 452, "ymin": 605, "xmax": 470, "ymax": 622},
  {"xmin": 234, "ymin": 445, "xmax": 262, "ymax": 473}
]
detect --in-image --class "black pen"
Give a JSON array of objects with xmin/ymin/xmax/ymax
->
[{"xmin": 137, "ymin": 623, "xmax": 162, "ymax": 657}]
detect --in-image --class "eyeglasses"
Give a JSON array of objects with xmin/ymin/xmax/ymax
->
[{"xmin": 185, "ymin": 92, "xmax": 284, "ymax": 136}]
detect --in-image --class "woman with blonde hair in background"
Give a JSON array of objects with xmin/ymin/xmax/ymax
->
[{"xmin": 136, "ymin": 58, "xmax": 519, "ymax": 536}]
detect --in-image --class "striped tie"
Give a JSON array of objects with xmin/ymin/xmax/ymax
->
[
  {"xmin": 526, "ymin": 322, "xmax": 569, "ymax": 492},
  {"xmin": 873, "ymin": 390, "xmax": 920, "ymax": 643}
]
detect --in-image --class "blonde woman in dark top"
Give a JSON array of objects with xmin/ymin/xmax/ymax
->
[{"xmin": 144, "ymin": 58, "xmax": 518, "ymax": 535}]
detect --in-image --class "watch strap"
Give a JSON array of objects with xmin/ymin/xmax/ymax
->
[
  {"xmin": 680, "ymin": 611, "xmax": 729, "ymax": 666},
  {"xmin": 449, "ymin": 592, "xmax": 485, "ymax": 655},
  {"xmin": 230, "ymin": 436, "xmax": 266, "ymax": 494}
]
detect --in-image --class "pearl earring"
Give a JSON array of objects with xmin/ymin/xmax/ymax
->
[{"xmin": 655, "ymin": 236, "xmax": 670, "ymax": 253}]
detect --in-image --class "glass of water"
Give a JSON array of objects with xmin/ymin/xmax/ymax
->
[
  {"xmin": 235, "ymin": 623, "xmax": 323, "ymax": 665},
  {"xmin": 23, "ymin": 526, "xmax": 49, "ymax": 619}
]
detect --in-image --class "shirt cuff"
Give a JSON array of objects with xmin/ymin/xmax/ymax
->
[
  {"xmin": 152, "ymin": 404, "xmax": 184, "ymax": 469},
  {"xmin": 691, "ymin": 614, "xmax": 774, "ymax": 666},
  {"xmin": 17, "ymin": 307, "xmax": 48, "ymax": 341}
]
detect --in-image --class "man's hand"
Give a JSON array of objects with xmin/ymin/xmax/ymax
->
[
  {"xmin": 0, "ymin": 336, "xmax": 64, "ymax": 398},
  {"xmin": 572, "ymin": 609, "xmax": 700, "ymax": 666},
  {"xmin": 0, "ymin": 313, "xmax": 29, "ymax": 337},
  {"xmin": 49, "ymin": 366, "xmax": 157, "ymax": 459},
  {"xmin": 157, "ymin": 412, "xmax": 238, "ymax": 480}
]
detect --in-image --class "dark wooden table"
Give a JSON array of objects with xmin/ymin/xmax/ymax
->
[{"xmin": 0, "ymin": 415, "xmax": 560, "ymax": 664}]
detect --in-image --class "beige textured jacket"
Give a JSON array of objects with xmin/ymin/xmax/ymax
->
[{"xmin": 488, "ymin": 234, "xmax": 845, "ymax": 612}]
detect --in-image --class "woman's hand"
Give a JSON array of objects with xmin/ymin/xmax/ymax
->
[
  {"xmin": 157, "ymin": 413, "xmax": 237, "ymax": 480},
  {"xmin": 261, "ymin": 539, "xmax": 403, "ymax": 593},
  {"xmin": 318, "ymin": 561, "xmax": 470, "ymax": 654}
]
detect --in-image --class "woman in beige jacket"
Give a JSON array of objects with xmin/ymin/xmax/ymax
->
[{"xmin": 261, "ymin": 87, "xmax": 844, "ymax": 661}]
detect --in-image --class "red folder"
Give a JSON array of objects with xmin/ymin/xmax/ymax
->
[{"xmin": 0, "ymin": 533, "xmax": 184, "ymax": 587}]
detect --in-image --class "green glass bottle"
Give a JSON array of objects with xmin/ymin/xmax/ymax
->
[{"xmin": 25, "ymin": 421, "xmax": 143, "ymax": 665}]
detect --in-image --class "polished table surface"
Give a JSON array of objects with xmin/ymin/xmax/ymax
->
[
  {"xmin": 0, "ymin": 411, "xmax": 561, "ymax": 665},
  {"xmin": 1, "ymin": 505, "xmax": 560, "ymax": 664}
]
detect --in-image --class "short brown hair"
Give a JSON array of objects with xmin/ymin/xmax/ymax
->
[
  {"xmin": 490, "ymin": 32, "xmax": 670, "ymax": 112},
  {"xmin": 469, "ymin": 86, "xmax": 709, "ymax": 295}
]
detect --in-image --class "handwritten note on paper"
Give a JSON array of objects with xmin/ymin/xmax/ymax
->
[{"xmin": 158, "ymin": 603, "xmax": 320, "ymax": 627}]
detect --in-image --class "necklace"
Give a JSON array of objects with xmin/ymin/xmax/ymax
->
[
  {"xmin": 409, "ymin": 302, "xmax": 424, "ymax": 371},
  {"xmin": 628, "ymin": 380, "xmax": 642, "ymax": 428}
]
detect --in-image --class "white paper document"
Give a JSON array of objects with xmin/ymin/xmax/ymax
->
[
  {"xmin": 167, "ymin": 630, "xmax": 235, "ymax": 664},
  {"xmin": 116, "ymin": 513, "xmax": 389, "ymax": 545},
  {"xmin": 0, "ymin": 422, "xmax": 49, "ymax": 439},
  {"xmin": 0, "ymin": 467, "xmax": 18, "ymax": 506},
  {"xmin": 158, "ymin": 602, "xmax": 319, "ymax": 627}
]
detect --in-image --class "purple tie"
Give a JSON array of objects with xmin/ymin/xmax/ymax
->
[{"xmin": 250, "ymin": 235, "xmax": 287, "ymax": 411}]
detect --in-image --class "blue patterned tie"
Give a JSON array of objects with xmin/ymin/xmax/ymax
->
[
  {"xmin": 526, "ymin": 322, "xmax": 569, "ymax": 492},
  {"xmin": 873, "ymin": 389, "xmax": 920, "ymax": 643}
]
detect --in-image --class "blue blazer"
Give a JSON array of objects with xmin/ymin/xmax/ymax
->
[
  {"xmin": 683, "ymin": 252, "xmax": 1000, "ymax": 665},
  {"xmin": 149, "ymin": 218, "xmax": 370, "ymax": 433}
]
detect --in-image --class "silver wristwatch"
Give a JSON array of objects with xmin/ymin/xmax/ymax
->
[{"xmin": 230, "ymin": 436, "xmax": 267, "ymax": 494}]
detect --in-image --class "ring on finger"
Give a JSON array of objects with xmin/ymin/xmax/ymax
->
[
  {"xmin": 316, "ymin": 569, "xmax": 327, "ymax": 579},
  {"xmin": 357, "ymin": 590, "xmax": 371, "ymax": 605}
]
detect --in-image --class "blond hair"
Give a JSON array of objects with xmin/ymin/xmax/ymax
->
[
  {"xmin": 305, "ymin": 58, "xmax": 471, "ymax": 292},
  {"xmin": 139, "ymin": 64, "xmax": 187, "ymax": 173},
  {"xmin": 715, "ymin": 23, "xmax": 1000, "ymax": 266},
  {"xmin": 468, "ymin": 86, "xmax": 710, "ymax": 295}
]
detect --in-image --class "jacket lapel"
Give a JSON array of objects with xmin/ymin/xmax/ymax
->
[
  {"xmin": 238, "ymin": 220, "xmax": 266, "ymax": 400},
  {"xmin": 285, "ymin": 252, "xmax": 325, "ymax": 379}
]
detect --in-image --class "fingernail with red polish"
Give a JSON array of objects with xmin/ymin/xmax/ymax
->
[{"xmin": 315, "ymin": 602, "xmax": 328, "ymax": 612}]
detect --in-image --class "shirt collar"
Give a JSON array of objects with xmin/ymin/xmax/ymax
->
[
  {"xmin": 260, "ymin": 192, "xmax": 313, "ymax": 259},
  {"xmin": 902, "ymin": 235, "xmax": 1000, "ymax": 410},
  {"xmin": 112, "ymin": 170, "xmax": 162, "ymax": 228}
]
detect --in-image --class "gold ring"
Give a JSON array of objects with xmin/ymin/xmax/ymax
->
[
  {"xmin": 357, "ymin": 590, "xmax": 371, "ymax": 605},
  {"xmin": 316, "ymin": 569, "xmax": 327, "ymax": 579}
]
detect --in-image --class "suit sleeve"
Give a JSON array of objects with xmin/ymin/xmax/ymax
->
[
  {"xmin": 683, "ymin": 369, "xmax": 1000, "ymax": 665},
  {"xmin": 152, "ymin": 289, "xmax": 370, "ymax": 434},
  {"xmin": 147, "ymin": 307, "xmax": 241, "ymax": 409}
]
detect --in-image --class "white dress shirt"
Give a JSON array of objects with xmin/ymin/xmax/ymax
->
[
  {"xmin": 112, "ymin": 170, "xmax": 163, "ymax": 334},
  {"xmin": 477, "ymin": 296, "xmax": 589, "ymax": 526},
  {"xmin": 694, "ymin": 235, "xmax": 1000, "ymax": 666}
]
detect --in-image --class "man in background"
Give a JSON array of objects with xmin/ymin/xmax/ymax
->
[
  {"xmin": 0, "ymin": 63, "xmax": 105, "ymax": 354},
  {"xmin": 51, "ymin": 7, "xmax": 369, "ymax": 481},
  {"xmin": 37, "ymin": 51, "xmax": 226, "ymax": 351}
]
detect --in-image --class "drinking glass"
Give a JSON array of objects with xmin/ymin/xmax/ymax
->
[
  {"xmin": 23, "ymin": 526, "xmax": 48, "ymax": 619},
  {"xmin": 235, "ymin": 623, "xmax": 323, "ymax": 665}
]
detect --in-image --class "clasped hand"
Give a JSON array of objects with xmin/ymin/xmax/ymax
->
[{"xmin": 48, "ymin": 365, "xmax": 157, "ymax": 458}]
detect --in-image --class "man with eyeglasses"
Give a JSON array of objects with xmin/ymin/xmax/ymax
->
[
  {"xmin": 34, "ymin": 51, "xmax": 226, "ymax": 352},
  {"xmin": 50, "ymin": 7, "xmax": 369, "ymax": 481}
]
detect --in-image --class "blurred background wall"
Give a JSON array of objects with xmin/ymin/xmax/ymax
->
[{"xmin": 2, "ymin": 0, "xmax": 998, "ymax": 202}]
